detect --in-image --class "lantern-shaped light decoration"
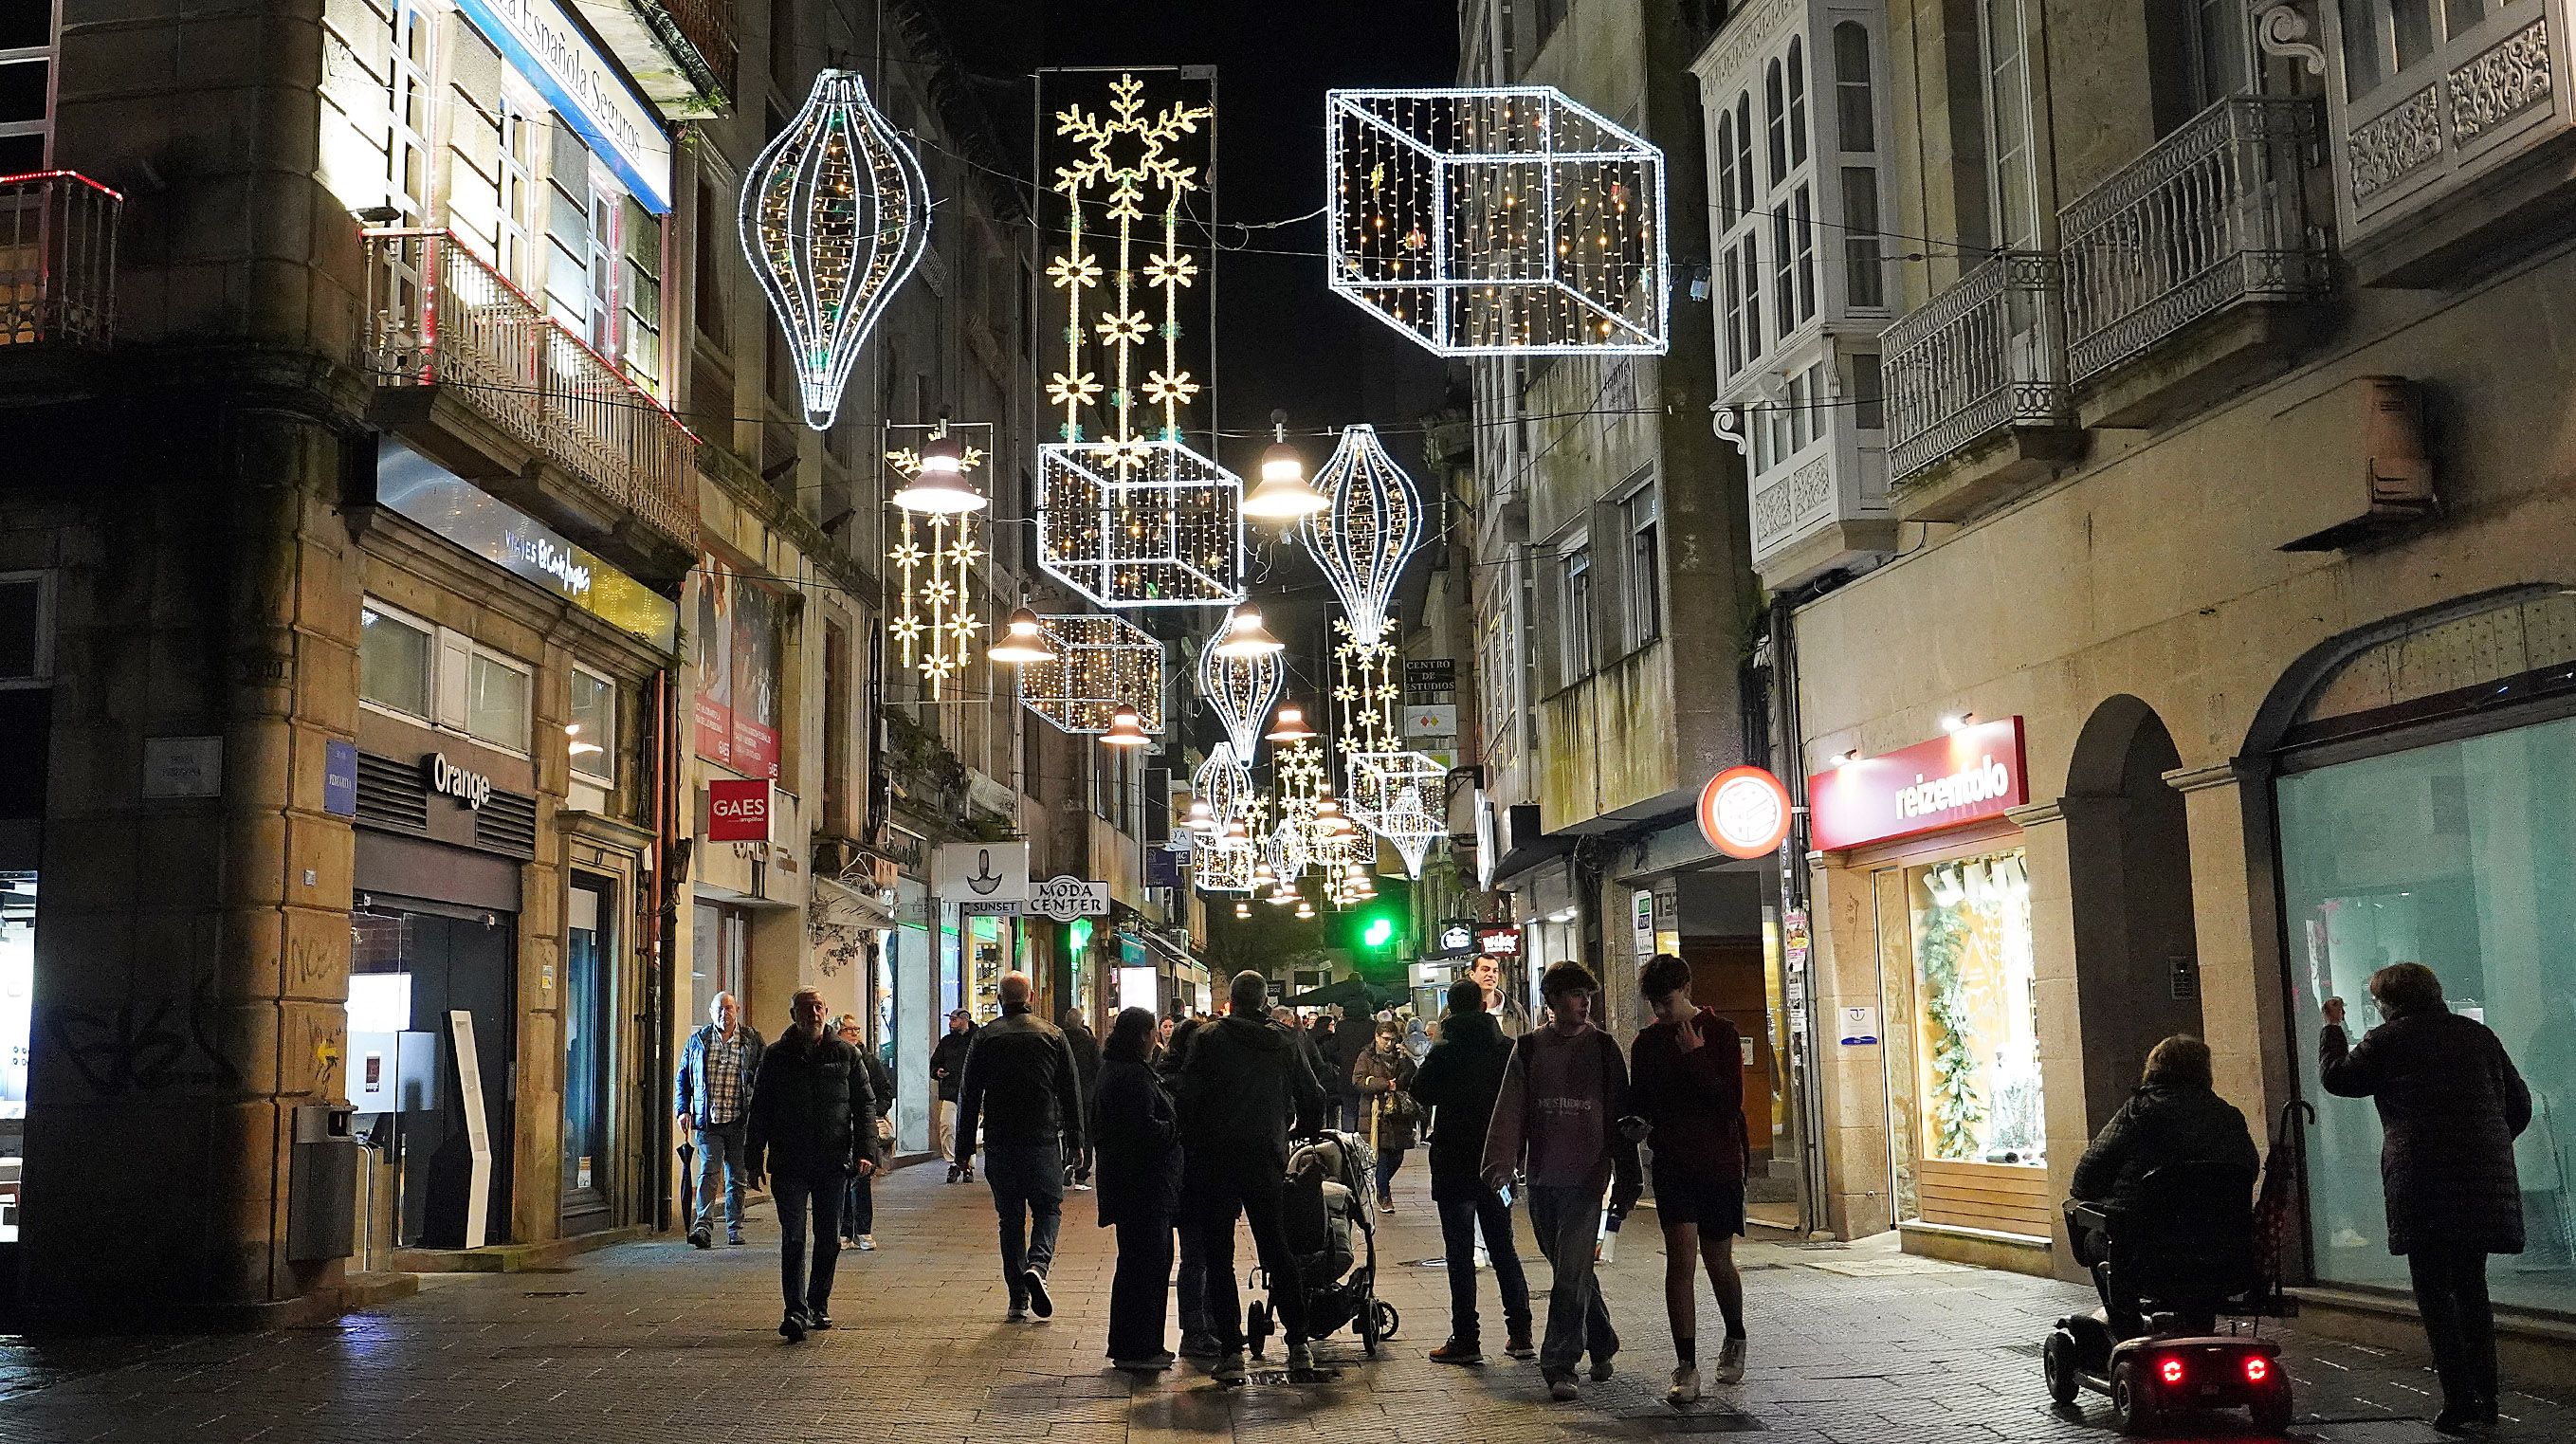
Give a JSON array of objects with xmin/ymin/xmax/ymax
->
[
  {"xmin": 1018, "ymin": 612, "xmax": 1165, "ymax": 736},
  {"xmin": 1303, "ymin": 425, "xmax": 1424, "ymax": 644},
  {"xmin": 742, "ymin": 70, "xmax": 932, "ymax": 430},
  {"xmin": 1193, "ymin": 743, "xmax": 1252, "ymax": 830},
  {"xmin": 1325, "ymin": 87, "xmax": 1669, "ymax": 356},
  {"xmin": 1197, "ymin": 613, "xmax": 1284, "ymax": 759},
  {"xmin": 1348, "ymin": 748, "xmax": 1448, "ymax": 878}
]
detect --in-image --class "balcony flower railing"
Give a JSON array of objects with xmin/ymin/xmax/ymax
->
[
  {"xmin": 0, "ymin": 170, "xmax": 121, "ymax": 348},
  {"xmin": 1882, "ymin": 250, "xmax": 2071, "ymax": 484},
  {"xmin": 364, "ymin": 228, "xmax": 695, "ymax": 548},
  {"xmin": 2059, "ymin": 95, "xmax": 2329, "ymax": 386}
]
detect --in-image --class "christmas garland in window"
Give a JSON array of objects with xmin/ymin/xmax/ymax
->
[{"xmin": 1917, "ymin": 890, "xmax": 1986, "ymax": 1161}]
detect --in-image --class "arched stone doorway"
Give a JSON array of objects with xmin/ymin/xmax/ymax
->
[{"xmin": 2063, "ymin": 695, "xmax": 2206, "ymax": 1135}]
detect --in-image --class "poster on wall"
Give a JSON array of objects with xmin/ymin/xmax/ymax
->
[{"xmin": 691, "ymin": 563, "xmax": 783, "ymax": 779}]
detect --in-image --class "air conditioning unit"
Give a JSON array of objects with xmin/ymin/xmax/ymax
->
[{"xmin": 2272, "ymin": 375, "xmax": 2437, "ymax": 552}]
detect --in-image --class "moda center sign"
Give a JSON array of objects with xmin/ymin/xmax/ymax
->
[{"xmin": 1807, "ymin": 717, "xmax": 2029, "ymax": 851}]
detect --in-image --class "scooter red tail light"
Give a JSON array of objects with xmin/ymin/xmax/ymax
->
[
  {"xmin": 2243, "ymin": 1356, "xmax": 2271, "ymax": 1383},
  {"xmin": 2159, "ymin": 1357, "xmax": 2186, "ymax": 1385}
]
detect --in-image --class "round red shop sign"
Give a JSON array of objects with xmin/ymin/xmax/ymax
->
[{"xmin": 1698, "ymin": 765, "xmax": 1793, "ymax": 860}]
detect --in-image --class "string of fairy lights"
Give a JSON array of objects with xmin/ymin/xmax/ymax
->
[{"xmin": 742, "ymin": 67, "xmax": 1672, "ymax": 918}]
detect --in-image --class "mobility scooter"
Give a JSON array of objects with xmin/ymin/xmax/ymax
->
[{"xmin": 2043, "ymin": 1158, "xmax": 2294, "ymax": 1435}]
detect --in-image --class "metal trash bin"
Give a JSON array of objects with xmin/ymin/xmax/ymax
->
[{"xmin": 288, "ymin": 1103, "xmax": 358, "ymax": 1262}]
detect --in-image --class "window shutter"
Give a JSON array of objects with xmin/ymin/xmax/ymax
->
[{"xmin": 435, "ymin": 627, "xmax": 472, "ymax": 731}]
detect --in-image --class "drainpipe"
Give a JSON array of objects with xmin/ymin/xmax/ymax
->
[
  {"xmin": 649, "ymin": 669, "xmax": 679, "ymax": 1232},
  {"xmin": 1769, "ymin": 594, "xmax": 1832, "ymax": 1237}
]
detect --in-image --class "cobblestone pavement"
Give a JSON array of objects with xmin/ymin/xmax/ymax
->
[{"xmin": 0, "ymin": 1161, "xmax": 2567, "ymax": 1443}]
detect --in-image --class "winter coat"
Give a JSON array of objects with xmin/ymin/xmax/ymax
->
[
  {"xmin": 1064, "ymin": 1021, "xmax": 1103, "ymax": 1105},
  {"xmin": 1628, "ymin": 1007, "xmax": 1749, "ymax": 1186},
  {"xmin": 744, "ymin": 1027, "xmax": 879, "ymax": 1181},
  {"xmin": 954, "ymin": 1004, "xmax": 1087, "ymax": 1158},
  {"xmin": 2321, "ymin": 1009, "xmax": 2533, "ymax": 1255},
  {"xmin": 929, "ymin": 1025, "xmax": 976, "ymax": 1102},
  {"xmin": 1173, "ymin": 1014, "xmax": 1327, "ymax": 1179},
  {"xmin": 1411, "ymin": 1008, "xmax": 1513, "ymax": 1199},
  {"xmin": 1328, "ymin": 1015, "xmax": 1373, "ymax": 1098},
  {"xmin": 1354, "ymin": 1043, "xmax": 1419, "ymax": 1150},
  {"xmin": 862, "ymin": 1050, "xmax": 895, "ymax": 1119},
  {"xmin": 2070, "ymin": 1080, "xmax": 2259, "ymax": 1219},
  {"xmin": 1092, "ymin": 1055, "xmax": 1182, "ymax": 1226}
]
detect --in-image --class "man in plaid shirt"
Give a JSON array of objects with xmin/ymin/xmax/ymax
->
[{"xmin": 675, "ymin": 991, "xmax": 765, "ymax": 1248}]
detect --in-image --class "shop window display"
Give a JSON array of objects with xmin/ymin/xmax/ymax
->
[
  {"xmin": 0, "ymin": 870, "xmax": 32, "ymax": 1242},
  {"xmin": 2280, "ymin": 716, "xmax": 2576, "ymax": 1315}
]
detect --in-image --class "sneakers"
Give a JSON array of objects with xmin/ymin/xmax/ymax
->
[
  {"xmin": 961, "ymin": 1168, "xmax": 976, "ymax": 1184},
  {"xmin": 687, "ymin": 1228, "xmax": 711, "ymax": 1250},
  {"xmin": 1285, "ymin": 1340, "xmax": 1316, "ymax": 1373},
  {"xmin": 1715, "ymin": 1336, "xmax": 1746, "ymax": 1385},
  {"xmin": 1377, "ymin": 1197, "xmax": 1395, "ymax": 1215},
  {"xmin": 1178, "ymin": 1330, "xmax": 1222, "ymax": 1360},
  {"xmin": 726, "ymin": 1229, "xmax": 745, "ymax": 1246},
  {"xmin": 1668, "ymin": 1365, "xmax": 1701, "ymax": 1405},
  {"xmin": 1006, "ymin": 1304, "xmax": 1030, "ymax": 1323},
  {"xmin": 1546, "ymin": 1372, "xmax": 1580, "ymax": 1401},
  {"xmin": 946, "ymin": 1165, "xmax": 963, "ymax": 1183},
  {"xmin": 807, "ymin": 1313, "xmax": 833, "ymax": 1331},
  {"xmin": 1428, "ymin": 1338, "xmax": 1483, "ymax": 1365},
  {"xmin": 1213, "ymin": 1350, "xmax": 1250, "ymax": 1385},
  {"xmin": 778, "ymin": 1311, "xmax": 807, "ymax": 1343},
  {"xmin": 1023, "ymin": 1267, "xmax": 1053, "ymax": 1319},
  {"xmin": 1589, "ymin": 1352, "xmax": 1616, "ymax": 1382},
  {"xmin": 1503, "ymin": 1331, "xmax": 1536, "ymax": 1361},
  {"xmin": 1112, "ymin": 1351, "xmax": 1175, "ymax": 1371},
  {"xmin": 855, "ymin": 1234, "xmax": 877, "ymax": 1252}
]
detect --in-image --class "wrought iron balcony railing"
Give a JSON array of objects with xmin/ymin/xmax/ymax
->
[
  {"xmin": 363, "ymin": 228, "xmax": 696, "ymax": 549},
  {"xmin": 2059, "ymin": 95, "xmax": 2329, "ymax": 386},
  {"xmin": 1882, "ymin": 250, "xmax": 2071, "ymax": 485},
  {"xmin": 0, "ymin": 170, "xmax": 121, "ymax": 349}
]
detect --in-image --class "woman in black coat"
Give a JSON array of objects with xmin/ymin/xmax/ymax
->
[
  {"xmin": 1094, "ymin": 1006, "xmax": 1183, "ymax": 1371},
  {"xmin": 2321, "ymin": 961, "xmax": 2532, "ymax": 1434}
]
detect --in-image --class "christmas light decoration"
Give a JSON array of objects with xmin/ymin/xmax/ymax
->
[
  {"xmin": 1035, "ymin": 71, "xmax": 1244, "ymax": 607},
  {"xmin": 1325, "ymin": 87, "xmax": 1670, "ymax": 356},
  {"xmin": 1017, "ymin": 612, "xmax": 1165, "ymax": 736},
  {"xmin": 1304, "ymin": 425, "xmax": 1424, "ymax": 643},
  {"xmin": 989, "ymin": 608, "xmax": 1057, "ymax": 666},
  {"xmin": 1192, "ymin": 743, "xmax": 1252, "ymax": 830},
  {"xmin": 1197, "ymin": 612, "xmax": 1283, "ymax": 758},
  {"xmin": 1347, "ymin": 749, "xmax": 1448, "ymax": 878},
  {"xmin": 742, "ymin": 70, "xmax": 932, "ymax": 430},
  {"xmin": 884, "ymin": 421, "xmax": 991, "ymax": 700}
]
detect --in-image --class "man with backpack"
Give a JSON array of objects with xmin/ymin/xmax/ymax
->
[{"xmin": 1483, "ymin": 960, "xmax": 1642, "ymax": 1402}]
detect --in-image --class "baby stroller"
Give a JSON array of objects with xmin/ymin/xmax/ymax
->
[{"xmin": 1247, "ymin": 1129, "xmax": 1400, "ymax": 1357}]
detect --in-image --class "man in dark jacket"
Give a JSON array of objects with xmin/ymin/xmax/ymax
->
[
  {"xmin": 2322, "ymin": 963, "xmax": 2532, "ymax": 1433},
  {"xmin": 1330, "ymin": 1002, "xmax": 1373, "ymax": 1131},
  {"xmin": 1176, "ymin": 971, "xmax": 1328, "ymax": 1383},
  {"xmin": 955, "ymin": 973, "xmax": 1087, "ymax": 1321},
  {"xmin": 745, "ymin": 987, "xmax": 878, "ymax": 1343},
  {"xmin": 931, "ymin": 1009, "xmax": 976, "ymax": 1182},
  {"xmin": 1410, "ymin": 978, "xmax": 1532, "ymax": 1366},
  {"xmin": 1061, "ymin": 1007, "xmax": 1103, "ymax": 1189},
  {"xmin": 2070, "ymin": 1034, "xmax": 2258, "ymax": 1343}
]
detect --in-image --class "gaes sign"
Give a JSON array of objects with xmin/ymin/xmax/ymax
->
[{"xmin": 706, "ymin": 777, "xmax": 773, "ymax": 842}]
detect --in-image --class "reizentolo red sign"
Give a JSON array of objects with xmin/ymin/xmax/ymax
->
[
  {"xmin": 706, "ymin": 777, "xmax": 774, "ymax": 843},
  {"xmin": 1807, "ymin": 717, "xmax": 2029, "ymax": 851}
]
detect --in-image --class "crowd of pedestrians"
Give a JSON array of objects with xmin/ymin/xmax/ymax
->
[{"xmin": 667, "ymin": 948, "xmax": 2540, "ymax": 1429}]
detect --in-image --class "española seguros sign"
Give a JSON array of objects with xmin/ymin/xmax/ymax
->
[{"xmin": 1806, "ymin": 717, "xmax": 2030, "ymax": 851}]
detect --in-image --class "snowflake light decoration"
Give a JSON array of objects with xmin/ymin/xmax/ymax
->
[
  {"xmin": 1197, "ymin": 612, "xmax": 1283, "ymax": 759},
  {"xmin": 1035, "ymin": 70, "xmax": 1244, "ymax": 607},
  {"xmin": 1326, "ymin": 87, "xmax": 1669, "ymax": 356},
  {"xmin": 1304, "ymin": 425, "xmax": 1424, "ymax": 644},
  {"xmin": 1017, "ymin": 612, "xmax": 1165, "ymax": 735},
  {"xmin": 883, "ymin": 421, "xmax": 991, "ymax": 699},
  {"xmin": 741, "ymin": 70, "xmax": 932, "ymax": 430}
]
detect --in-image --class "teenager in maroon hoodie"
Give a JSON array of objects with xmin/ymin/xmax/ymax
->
[{"xmin": 1627, "ymin": 954, "xmax": 1749, "ymax": 1404}]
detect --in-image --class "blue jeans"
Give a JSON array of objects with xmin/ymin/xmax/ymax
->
[
  {"xmin": 1374, "ymin": 1146, "xmax": 1405, "ymax": 1201},
  {"xmin": 842, "ymin": 1170, "xmax": 873, "ymax": 1238},
  {"xmin": 772, "ymin": 1169, "xmax": 846, "ymax": 1319},
  {"xmin": 983, "ymin": 1142, "xmax": 1065, "ymax": 1304},
  {"xmin": 693, "ymin": 1119, "xmax": 747, "ymax": 1235},
  {"xmin": 1526, "ymin": 1183, "xmax": 1617, "ymax": 1375},
  {"xmin": 1437, "ymin": 1189, "xmax": 1532, "ymax": 1346}
]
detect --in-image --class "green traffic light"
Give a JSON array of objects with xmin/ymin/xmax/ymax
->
[{"xmin": 1362, "ymin": 914, "xmax": 1395, "ymax": 949}]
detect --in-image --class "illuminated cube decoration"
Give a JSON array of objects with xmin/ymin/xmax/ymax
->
[
  {"xmin": 1016, "ymin": 612, "xmax": 1165, "ymax": 735},
  {"xmin": 1327, "ymin": 86, "xmax": 1669, "ymax": 356},
  {"xmin": 1193, "ymin": 835, "xmax": 1258, "ymax": 893},
  {"xmin": 1037, "ymin": 439, "xmax": 1245, "ymax": 608}
]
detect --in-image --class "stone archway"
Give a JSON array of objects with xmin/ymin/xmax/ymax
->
[{"xmin": 2063, "ymin": 695, "xmax": 2206, "ymax": 1134}]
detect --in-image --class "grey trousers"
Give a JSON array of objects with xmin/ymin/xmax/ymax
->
[{"xmin": 1526, "ymin": 1183, "xmax": 1617, "ymax": 1375}]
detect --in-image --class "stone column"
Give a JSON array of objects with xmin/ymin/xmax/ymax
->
[
  {"xmin": 2165, "ymin": 762, "xmax": 2287, "ymax": 1130},
  {"xmin": 2007, "ymin": 800, "xmax": 2089, "ymax": 1281}
]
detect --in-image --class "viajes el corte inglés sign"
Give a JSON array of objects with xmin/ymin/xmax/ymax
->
[{"xmin": 1806, "ymin": 717, "xmax": 2029, "ymax": 851}]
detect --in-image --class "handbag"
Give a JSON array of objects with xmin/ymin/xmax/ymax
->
[{"xmin": 876, "ymin": 1112, "xmax": 895, "ymax": 1144}]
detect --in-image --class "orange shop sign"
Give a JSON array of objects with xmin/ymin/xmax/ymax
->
[{"xmin": 1806, "ymin": 717, "xmax": 2028, "ymax": 851}]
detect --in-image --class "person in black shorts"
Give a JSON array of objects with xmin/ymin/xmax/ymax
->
[{"xmin": 1625, "ymin": 953, "xmax": 1749, "ymax": 1404}]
